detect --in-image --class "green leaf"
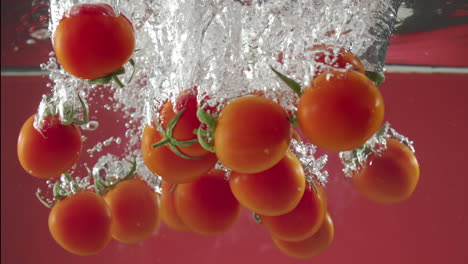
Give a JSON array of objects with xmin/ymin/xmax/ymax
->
[{"xmin": 270, "ymin": 66, "xmax": 302, "ymax": 96}]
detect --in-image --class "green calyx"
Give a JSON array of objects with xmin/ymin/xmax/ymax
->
[
  {"xmin": 88, "ymin": 58, "xmax": 136, "ymax": 88},
  {"xmin": 36, "ymin": 173, "xmax": 80, "ymax": 209},
  {"xmin": 365, "ymin": 71, "xmax": 386, "ymax": 87},
  {"xmin": 194, "ymin": 106, "xmax": 217, "ymax": 153},
  {"xmin": 271, "ymin": 66, "xmax": 302, "ymax": 97},
  {"xmin": 93, "ymin": 158, "xmax": 137, "ymax": 196},
  {"xmin": 60, "ymin": 93, "xmax": 89, "ymax": 126},
  {"xmin": 152, "ymin": 109, "xmax": 200, "ymax": 160}
]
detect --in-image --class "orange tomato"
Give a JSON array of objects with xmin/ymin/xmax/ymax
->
[
  {"xmin": 48, "ymin": 191, "xmax": 112, "ymax": 256},
  {"xmin": 297, "ymin": 70, "xmax": 384, "ymax": 152},
  {"xmin": 141, "ymin": 124, "xmax": 218, "ymax": 184},
  {"xmin": 229, "ymin": 151, "xmax": 305, "ymax": 216},
  {"xmin": 17, "ymin": 114, "xmax": 82, "ymax": 179},
  {"xmin": 260, "ymin": 183, "xmax": 327, "ymax": 241},
  {"xmin": 53, "ymin": 3, "xmax": 135, "ymax": 79},
  {"xmin": 159, "ymin": 87, "xmax": 209, "ymax": 158},
  {"xmin": 353, "ymin": 138, "xmax": 420, "ymax": 204},
  {"xmin": 174, "ymin": 169, "xmax": 241, "ymax": 235},
  {"xmin": 103, "ymin": 178, "xmax": 160, "ymax": 243},
  {"xmin": 160, "ymin": 181, "xmax": 190, "ymax": 232},
  {"xmin": 272, "ymin": 213, "xmax": 334, "ymax": 258},
  {"xmin": 214, "ymin": 96, "xmax": 292, "ymax": 173}
]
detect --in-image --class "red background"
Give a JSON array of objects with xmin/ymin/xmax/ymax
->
[{"xmin": 2, "ymin": 1, "xmax": 468, "ymax": 263}]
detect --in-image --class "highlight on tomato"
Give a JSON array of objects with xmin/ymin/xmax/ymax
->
[
  {"xmin": 214, "ymin": 95, "xmax": 292, "ymax": 174},
  {"xmin": 297, "ymin": 70, "xmax": 384, "ymax": 152},
  {"xmin": 48, "ymin": 191, "xmax": 112, "ymax": 256},
  {"xmin": 17, "ymin": 114, "xmax": 82, "ymax": 179},
  {"xmin": 160, "ymin": 181, "xmax": 190, "ymax": 232},
  {"xmin": 103, "ymin": 178, "xmax": 160, "ymax": 244},
  {"xmin": 53, "ymin": 3, "xmax": 135, "ymax": 84},
  {"xmin": 174, "ymin": 169, "xmax": 241, "ymax": 235},
  {"xmin": 229, "ymin": 150, "xmax": 305, "ymax": 216},
  {"xmin": 272, "ymin": 212, "xmax": 335, "ymax": 258},
  {"xmin": 141, "ymin": 124, "xmax": 218, "ymax": 184},
  {"xmin": 352, "ymin": 138, "xmax": 420, "ymax": 204},
  {"xmin": 259, "ymin": 182, "xmax": 327, "ymax": 242},
  {"xmin": 309, "ymin": 44, "xmax": 365, "ymax": 78}
]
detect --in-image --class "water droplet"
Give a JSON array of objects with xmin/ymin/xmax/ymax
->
[
  {"xmin": 26, "ymin": 39, "xmax": 36, "ymax": 45},
  {"xmin": 81, "ymin": 121, "xmax": 99, "ymax": 131}
]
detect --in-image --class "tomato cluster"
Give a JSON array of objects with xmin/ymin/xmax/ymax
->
[{"xmin": 19, "ymin": 2, "xmax": 421, "ymax": 257}]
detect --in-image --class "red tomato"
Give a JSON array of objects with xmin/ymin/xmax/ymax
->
[
  {"xmin": 297, "ymin": 70, "xmax": 384, "ymax": 152},
  {"xmin": 310, "ymin": 44, "xmax": 365, "ymax": 78},
  {"xmin": 141, "ymin": 125, "xmax": 218, "ymax": 184},
  {"xmin": 160, "ymin": 181, "xmax": 190, "ymax": 232},
  {"xmin": 214, "ymin": 96, "xmax": 292, "ymax": 173},
  {"xmin": 103, "ymin": 178, "xmax": 160, "ymax": 243},
  {"xmin": 17, "ymin": 114, "xmax": 82, "ymax": 179},
  {"xmin": 229, "ymin": 151, "xmax": 305, "ymax": 216},
  {"xmin": 353, "ymin": 139, "xmax": 420, "ymax": 204},
  {"xmin": 159, "ymin": 88, "xmax": 209, "ymax": 158},
  {"xmin": 272, "ymin": 213, "xmax": 335, "ymax": 258},
  {"xmin": 174, "ymin": 169, "xmax": 241, "ymax": 235},
  {"xmin": 48, "ymin": 191, "xmax": 112, "ymax": 256},
  {"xmin": 53, "ymin": 3, "xmax": 135, "ymax": 79},
  {"xmin": 260, "ymin": 182, "xmax": 327, "ymax": 241}
]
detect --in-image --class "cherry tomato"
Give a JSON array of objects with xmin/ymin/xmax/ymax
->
[
  {"xmin": 17, "ymin": 114, "xmax": 82, "ymax": 179},
  {"xmin": 214, "ymin": 96, "xmax": 292, "ymax": 173},
  {"xmin": 310, "ymin": 44, "xmax": 365, "ymax": 78},
  {"xmin": 141, "ymin": 124, "xmax": 218, "ymax": 184},
  {"xmin": 174, "ymin": 169, "xmax": 241, "ymax": 235},
  {"xmin": 53, "ymin": 3, "xmax": 135, "ymax": 79},
  {"xmin": 272, "ymin": 213, "xmax": 334, "ymax": 258},
  {"xmin": 159, "ymin": 88, "xmax": 209, "ymax": 158},
  {"xmin": 229, "ymin": 151, "xmax": 305, "ymax": 216},
  {"xmin": 297, "ymin": 70, "xmax": 384, "ymax": 152},
  {"xmin": 260, "ymin": 182, "xmax": 327, "ymax": 241},
  {"xmin": 48, "ymin": 191, "xmax": 112, "ymax": 256},
  {"xmin": 103, "ymin": 178, "xmax": 160, "ymax": 243},
  {"xmin": 353, "ymin": 139, "xmax": 420, "ymax": 204},
  {"xmin": 160, "ymin": 181, "xmax": 190, "ymax": 232}
]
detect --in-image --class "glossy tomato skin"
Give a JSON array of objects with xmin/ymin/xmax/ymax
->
[
  {"xmin": 297, "ymin": 70, "xmax": 384, "ymax": 152},
  {"xmin": 160, "ymin": 88, "xmax": 209, "ymax": 158},
  {"xmin": 53, "ymin": 3, "xmax": 135, "ymax": 79},
  {"xmin": 260, "ymin": 183, "xmax": 327, "ymax": 241},
  {"xmin": 353, "ymin": 139, "xmax": 420, "ymax": 204},
  {"xmin": 174, "ymin": 169, "xmax": 241, "ymax": 235},
  {"xmin": 48, "ymin": 191, "xmax": 112, "ymax": 256},
  {"xmin": 17, "ymin": 114, "xmax": 82, "ymax": 179},
  {"xmin": 229, "ymin": 151, "xmax": 305, "ymax": 216},
  {"xmin": 104, "ymin": 178, "xmax": 160, "ymax": 243},
  {"xmin": 141, "ymin": 125, "xmax": 218, "ymax": 184},
  {"xmin": 272, "ymin": 213, "xmax": 334, "ymax": 258},
  {"xmin": 215, "ymin": 96, "xmax": 292, "ymax": 174},
  {"xmin": 160, "ymin": 181, "xmax": 190, "ymax": 232},
  {"xmin": 310, "ymin": 44, "xmax": 365, "ymax": 77}
]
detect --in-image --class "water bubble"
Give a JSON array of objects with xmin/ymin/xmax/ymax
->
[{"xmin": 81, "ymin": 121, "xmax": 99, "ymax": 131}]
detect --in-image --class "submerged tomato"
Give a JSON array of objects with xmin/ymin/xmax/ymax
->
[
  {"xmin": 104, "ymin": 178, "xmax": 160, "ymax": 243},
  {"xmin": 53, "ymin": 3, "xmax": 135, "ymax": 79},
  {"xmin": 141, "ymin": 124, "xmax": 218, "ymax": 184},
  {"xmin": 229, "ymin": 151, "xmax": 305, "ymax": 216},
  {"xmin": 49, "ymin": 191, "xmax": 112, "ymax": 256},
  {"xmin": 297, "ymin": 70, "xmax": 384, "ymax": 152},
  {"xmin": 17, "ymin": 114, "xmax": 82, "ymax": 179},
  {"xmin": 310, "ymin": 44, "xmax": 365, "ymax": 78},
  {"xmin": 260, "ymin": 183, "xmax": 327, "ymax": 241},
  {"xmin": 159, "ymin": 88, "xmax": 209, "ymax": 158},
  {"xmin": 174, "ymin": 169, "xmax": 241, "ymax": 235},
  {"xmin": 272, "ymin": 213, "xmax": 335, "ymax": 258},
  {"xmin": 160, "ymin": 181, "xmax": 190, "ymax": 232},
  {"xmin": 353, "ymin": 139, "xmax": 420, "ymax": 204},
  {"xmin": 214, "ymin": 96, "xmax": 292, "ymax": 174}
]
